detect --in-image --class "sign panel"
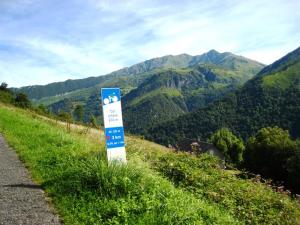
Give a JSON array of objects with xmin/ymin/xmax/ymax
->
[{"xmin": 101, "ymin": 88, "xmax": 126, "ymax": 162}]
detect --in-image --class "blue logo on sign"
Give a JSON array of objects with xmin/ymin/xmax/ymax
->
[{"xmin": 101, "ymin": 88, "xmax": 120, "ymax": 105}]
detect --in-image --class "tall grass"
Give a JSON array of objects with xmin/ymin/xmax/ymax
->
[
  {"xmin": 0, "ymin": 105, "xmax": 238, "ymax": 225},
  {"xmin": 125, "ymin": 136, "xmax": 300, "ymax": 225},
  {"xmin": 1, "ymin": 104, "xmax": 299, "ymax": 224}
]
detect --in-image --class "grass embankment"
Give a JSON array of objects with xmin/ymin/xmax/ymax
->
[
  {"xmin": 0, "ymin": 104, "xmax": 299, "ymax": 224},
  {"xmin": 128, "ymin": 139, "xmax": 300, "ymax": 225},
  {"xmin": 0, "ymin": 105, "xmax": 236, "ymax": 225}
]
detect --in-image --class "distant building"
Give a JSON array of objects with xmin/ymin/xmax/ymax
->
[{"xmin": 176, "ymin": 138, "xmax": 225, "ymax": 161}]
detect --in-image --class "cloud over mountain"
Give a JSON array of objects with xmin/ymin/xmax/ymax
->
[{"xmin": 0, "ymin": 0, "xmax": 299, "ymax": 87}]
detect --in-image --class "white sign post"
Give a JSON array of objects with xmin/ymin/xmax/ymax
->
[{"xmin": 101, "ymin": 88, "xmax": 127, "ymax": 163}]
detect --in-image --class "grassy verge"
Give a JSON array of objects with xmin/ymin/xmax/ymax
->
[{"xmin": 0, "ymin": 105, "xmax": 237, "ymax": 225}]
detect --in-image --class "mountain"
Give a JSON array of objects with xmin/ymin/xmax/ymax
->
[
  {"xmin": 13, "ymin": 50, "xmax": 264, "ymax": 133},
  {"xmin": 120, "ymin": 51, "xmax": 264, "ymax": 134},
  {"xmin": 13, "ymin": 53, "xmax": 196, "ymax": 100},
  {"xmin": 14, "ymin": 50, "xmax": 263, "ymax": 101},
  {"xmin": 146, "ymin": 47, "xmax": 300, "ymax": 146},
  {"xmin": 46, "ymin": 50, "xmax": 263, "ymax": 125},
  {"xmin": 122, "ymin": 63, "xmax": 253, "ymax": 134}
]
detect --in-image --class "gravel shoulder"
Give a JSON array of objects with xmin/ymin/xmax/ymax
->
[{"xmin": 0, "ymin": 135, "xmax": 62, "ymax": 225}]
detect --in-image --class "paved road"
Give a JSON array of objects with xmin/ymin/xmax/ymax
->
[{"xmin": 0, "ymin": 135, "xmax": 62, "ymax": 225}]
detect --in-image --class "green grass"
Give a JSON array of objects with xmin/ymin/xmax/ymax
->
[
  {"xmin": 129, "ymin": 88, "xmax": 183, "ymax": 106},
  {"xmin": 199, "ymin": 63, "xmax": 261, "ymax": 83},
  {"xmin": 0, "ymin": 104, "xmax": 237, "ymax": 225},
  {"xmin": 32, "ymin": 76, "xmax": 136, "ymax": 106},
  {"xmin": 189, "ymin": 83, "xmax": 229, "ymax": 96},
  {"xmin": 0, "ymin": 104, "xmax": 299, "ymax": 224},
  {"xmin": 168, "ymin": 67, "xmax": 193, "ymax": 75},
  {"xmin": 127, "ymin": 138, "xmax": 300, "ymax": 225},
  {"xmin": 33, "ymin": 86, "xmax": 96, "ymax": 106},
  {"xmin": 262, "ymin": 61, "xmax": 300, "ymax": 90},
  {"xmin": 127, "ymin": 140, "xmax": 300, "ymax": 225},
  {"xmin": 34, "ymin": 68, "xmax": 179, "ymax": 107}
]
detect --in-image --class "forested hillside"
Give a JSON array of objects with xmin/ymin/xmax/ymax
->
[
  {"xmin": 122, "ymin": 63, "xmax": 251, "ymax": 134},
  {"xmin": 147, "ymin": 47, "xmax": 300, "ymax": 145}
]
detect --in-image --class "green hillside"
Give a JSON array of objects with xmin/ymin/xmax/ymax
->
[
  {"xmin": 122, "ymin": 66, "xmax": 243, "ymax": 134},
  {"xmin": 12, "ymin": 54, "xmax": 196, "ymax": 100},
  {"xmin": 147, "ymin": 47, "xmax": 300, "ymax": 144},
  {"xmin": 0, "ymin": 103, "xmax": 299, "ymax": 224},
  {"xmin": 123, "ymin": 89, "xmax": 187, "ymax": 134},
  {"xmin": 45, "ymin": 51, "xmax": 263, "ymax": 133},
  {"xmin": 262, "ymin": 60, "xmax": 300, "ymax": 90},
  {"xmin": 14, "ymin": 50, "xmax": 263, "ymax": 117}
]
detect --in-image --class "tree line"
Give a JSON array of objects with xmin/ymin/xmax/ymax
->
[{"xmin": 204, "ymin": 127, "xmax": 300, "ymax": 194}]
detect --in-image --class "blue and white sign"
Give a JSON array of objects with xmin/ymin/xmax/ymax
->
[{"xmin": 101, "ymin": 88, "xmax": 126, "ymax": 162}]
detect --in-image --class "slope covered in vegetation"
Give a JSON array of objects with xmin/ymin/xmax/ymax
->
[
  {"xmin": 14, "ymin": 50, "xmax": 263, "ymax": 132},
  {"xmin": 48, "ymin": 55, "xmax": 263, "ymax": 134},
  {"xmin": 122, "ymin": 66, "xmax": 239, "ymax": 134},
  {"xmin": 148, "ymin": 47, "xmax": 300, "ymax": 144},
  {"xmin": 0, "ymin": 104, "xmax": 299, "ymax": 224}
]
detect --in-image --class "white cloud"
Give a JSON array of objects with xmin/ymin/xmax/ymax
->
[
  {"xmin": 0, "ymin": 59, "xmax": 65, "ymax": 88},
  {"xmin": 0, "ymin": 0, "xmax": 299, "ymax": 87}
]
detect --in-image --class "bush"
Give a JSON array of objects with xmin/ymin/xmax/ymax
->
[
  {"xmin": 15, "ymin": 93, "xmax": 31, "ymax": 108},
  {"xmin": 73, "ymin": 105, "xmax": 84, "ymax": 122},
  {"xmin": 0, "ymin": 83, "xmax": 14, "ymax": 104},
  {"xmin": 89, "ymin": 114, "xmax": 97, "ymax": 128},
  {"xmin": 286, "ymin": 141, "xmax": 300, "ymax": 192},
  {"xmin": 0, "ymin": 82, "xmax": 8, "ymax": 91},
  {"xmin": 209, "ymin": 128, "xmax": 245, "ymax": 165},
  {"xmin": 244, "ymin": 126, "xmax": 300, "ymax": 191},
  {"xmin": 58, "ymin": 111, "xmax": 72, "ymax": 122}
]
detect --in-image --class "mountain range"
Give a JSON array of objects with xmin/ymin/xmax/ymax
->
[
  {"xmin": 15, "ymin": 50, "xmax": 263, "ymax": 101},
  {"xmin": 14, "ymin": 50, "xmax": 264, "ymax": 131},
  {"xmin": 11, "ymin": 46, "xmax": 300, "ymax": 152}
]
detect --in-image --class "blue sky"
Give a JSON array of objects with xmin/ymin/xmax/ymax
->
[{"xmin": 0, "ymin": 0, "xmax": 299, "ymax": 87}]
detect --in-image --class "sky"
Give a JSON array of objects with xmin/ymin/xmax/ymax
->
[{"xmin": 0, "ymin": 0, "xmax": 299, "ymax": 87}]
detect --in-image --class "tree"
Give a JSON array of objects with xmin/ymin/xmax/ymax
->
[
  {"xmin": 15, "ymin": 93, "xmax": 31, "ymax": 108},
  {"xmin": 37, "ymin": 104, "xmax": 48, "ymax": 114},
  {"xmin": 89, "ymin": 114, "xmax": 97, "ymax": 128},
  {"xmin": 209, "ymin": 128, "xmax": 245, "ymax": 165},
  {"xmin": 58, "ymin": 111, "xmax": 72, "ymax": 122},
  {"xmin": 58, "ymin": 111, "xmax": 73, "ymax": 132},
  {"xmin": 286, "ymin": 142, "xmax": 300, "ymax": 192},
  {"xmin": 74, "ymin": 105, "xmax": 84, "ymax": 122},
  {"xmin": 0, "ymin": 83, "xmax": 14, "ymax": 104},
  {"xmin": 0, "ymin": 82, "xmax": 8, "ymax": 91},
  {"xmin": 244, "ymin": 126, "xmax": 295, "ymax": 182}
]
